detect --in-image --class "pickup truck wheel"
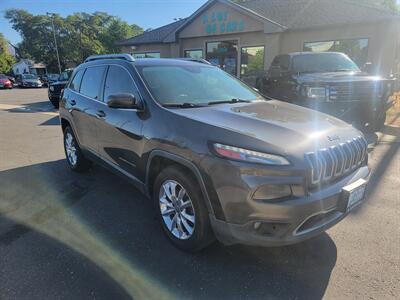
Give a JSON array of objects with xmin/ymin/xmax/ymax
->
[
  {"xmin": 63, "ymin": 127, "xmax": 91, "ymax": 172},
  {"xmin": 375, "ymin": 111, "xmax": 386, "ymax": 131},
  {"xmin": 153, "ymin": 166, "xmax": 214, "ymax": 252}
]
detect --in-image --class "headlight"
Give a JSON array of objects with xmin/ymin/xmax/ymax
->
[
  {"xmin": 306, "ymin": 87, "xmax": 327, "ymax": 100},
  {"xmin": 49, "ymin": 86, "xmax": 54, "ymax": 91},
  {"xmin": 213, "ymin": 143, "xmax": 290, "ymax": 165}
]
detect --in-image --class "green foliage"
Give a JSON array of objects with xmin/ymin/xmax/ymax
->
[
  {"xmin": 0, "ymin": 33, "xmax": 16, "ymax": 73},
  {"xmin": 5, "ymin": 10, "xmax": 143, "ymax": 72},
  {"xmin": 381, "ymin": 0, "xmax": 399, "ymax": 11}
]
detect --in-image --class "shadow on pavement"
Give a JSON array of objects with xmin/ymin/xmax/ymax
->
[
  {"xmin": 0, "ymin": 160, "xmax": 337, "ymax": 299},
  {"xmin": 5, "ymin": 101, "xmax": 55, "ymax": 114},
  {"xmin": 40, "ymin": 116, "xmax": 60, "ymax": 126}
]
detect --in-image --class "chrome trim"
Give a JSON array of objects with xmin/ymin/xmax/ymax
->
[
  {"xmin": 305, "ymin": 136, "xmax": 368, "ymax": 186},
  {"xmin": 293, "ymin": 208, "xmax": 342, "ymax": 236}
]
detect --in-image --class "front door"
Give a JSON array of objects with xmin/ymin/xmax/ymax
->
[
  {"xmin": 206, "ymin": 40, "xmax": 238, "ymax": 76},
  {"xmin": 96, "ymin": 65, "xmax": 144, "ymax": 179}
]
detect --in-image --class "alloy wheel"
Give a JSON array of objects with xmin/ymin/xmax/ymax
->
[
  {"xmin": 65, "ymin": 132, "xmax": 78, "ymax": 166},
  {"xmin": 159, "ymin": 180, "xmax": 196, "ymax": 240}
]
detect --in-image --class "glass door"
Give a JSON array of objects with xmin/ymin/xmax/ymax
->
[{"xmin": 206, "ymin": 40, "xmax": 238, "ymax": 76}]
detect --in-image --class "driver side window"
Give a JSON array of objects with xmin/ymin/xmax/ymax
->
[{"xmin": 103, "ymin": 65, "xmax": 139, "ymax": 103}]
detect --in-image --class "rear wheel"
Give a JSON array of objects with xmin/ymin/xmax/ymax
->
[
  {"xmin": 153, "ymin": 166, "xmax": 214, "ymax": 252},
  {"xmin": 63, "ymin": 126, "xmax": 91, "ymax": 172}
]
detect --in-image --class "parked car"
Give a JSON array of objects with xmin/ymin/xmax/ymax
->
[
  {"xmin": 7, "ymin": 75, "xmax": 16, "ymax": 86},
  {"xmin": 256, "ymin": 52, "xmax": 395, "ymax": 132},
  {"xmin": 60, "ymin": 54, "xmax": 369, "ymax": 252},
  {"xmin": 48, "ymin": 69, "xmax": 73, "ymax": 108},
  {"xmin": 15, "ymin": 73, "xmax": 43, "ymax": 88},
  {"xmin": 41, "ymin": 73, "xmax": 60, "ymax": 87},
  {"xmin": 0, "ymin": 74, "xmax": 13, "ymax": 89}
]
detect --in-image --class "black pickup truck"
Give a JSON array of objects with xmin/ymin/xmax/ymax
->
[{"xmin": 256, "ymin": 52, "xmax": 395, "ymax": 132}]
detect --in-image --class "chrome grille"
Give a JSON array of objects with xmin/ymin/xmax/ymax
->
[
  {"xmin": 329, "ymin": 81, "xmax": 382, "ymax": 101},
  {"xmin": 305, "ymin": 136, "xmax": 368, "ymax": 185}
]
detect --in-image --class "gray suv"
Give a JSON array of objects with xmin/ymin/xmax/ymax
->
[{"xmin": 59, "ymin": 54, "xmax": 369, "ymax": 252}]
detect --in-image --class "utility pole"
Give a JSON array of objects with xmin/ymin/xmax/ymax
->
[{"xmin": 46, "ymin": 12, "xmax": 62, "ymax": 74}]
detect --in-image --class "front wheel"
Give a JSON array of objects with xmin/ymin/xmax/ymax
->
[
  {"xmin": 50, "ymin": 98, "xmax": 59, "ymax": 108},
  {"xmin": 63, "ymin": 126, "xmax": 91, "ymax": 172},
  {"xmin": 153, "ymin": 166, "xmax": 215, "ymax": 252}
]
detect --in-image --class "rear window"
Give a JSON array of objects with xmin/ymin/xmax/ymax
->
[{"xmin": 79, "ymin": 66, "xmax": 106, "ymax": 100}]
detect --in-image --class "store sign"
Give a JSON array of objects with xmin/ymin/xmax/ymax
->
[{"xmin": 202, "ymin": 11, "xmax": 245, "ymax": 35}]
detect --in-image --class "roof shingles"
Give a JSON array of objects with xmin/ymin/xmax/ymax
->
[
  {"xmin": 117, "ymin": 18, "xmax": 186, "ymax": 46},
  {"xmin": 117, "ymin": 0, "xmax": 399, "ymax": 46}
]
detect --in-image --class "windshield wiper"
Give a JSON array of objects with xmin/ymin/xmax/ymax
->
[
  {"xmin": 162, "ymin": 102, "xmax": 205, "ymax": 108},
  {"xmin": 332, "ymin": 69, "xmax": 357, "ymax": 72},
  {"xmin": 208, "ymin": 98, "xmax": 250, "ymax": 105}
]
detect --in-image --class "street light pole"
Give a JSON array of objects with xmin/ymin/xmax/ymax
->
[{"xmin": 47, "ymin": 12, "xmax": 62, "ymax": 74}]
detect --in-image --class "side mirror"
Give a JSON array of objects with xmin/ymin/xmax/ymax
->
[
  {"xmin": 107, "ymin": 93, "xmax": 143, "ymax": 110},
  {"xmin": 363, "ymin": 62, "xmax": 373, "ymax": 74}
]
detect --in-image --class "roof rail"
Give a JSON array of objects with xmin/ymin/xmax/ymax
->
[
  {"xmin": 177, "ymin": 58, "xmax": 211, "ymax": 65},
  {"xmin": 84, "ymin": 54, "xmax": 135, "ymax": 63}
]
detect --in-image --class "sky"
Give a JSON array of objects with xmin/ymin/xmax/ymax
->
[{"xmin": 0, "ymin": 0, "xmax": 208, "ymax": 45}]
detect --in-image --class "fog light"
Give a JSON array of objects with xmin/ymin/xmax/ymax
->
[{"xmin": 253, "ymin": 184, "xmax": 292, "ymax": 201}]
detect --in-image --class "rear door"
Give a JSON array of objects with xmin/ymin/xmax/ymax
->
[
  {"xmin": 96, "ymin": 64, "xmax": 144, "ymax": 178},
  {"xmin": 69, "ymin": 65, "xmax": 107, "ymax": 153}
]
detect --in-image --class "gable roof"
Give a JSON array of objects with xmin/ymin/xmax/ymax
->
[
  {"xmin": 117, "ymin": 0, "xmax": 400, "ymax": 46},
  {"xmin": 237, "ymin": 0, "xmax": 400, "ymax": 30},
  {"xmin": 117, "ymin": 18, "xmax": 187, "ymax": 46}
]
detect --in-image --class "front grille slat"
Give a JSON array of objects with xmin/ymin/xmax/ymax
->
[
  {"xmin": 305, "ymin": 136, "xmax": 368, "ymax": 186},
  {"xmin": 329, "ymin": 82, "xmax": 382, "ymax": 101}
]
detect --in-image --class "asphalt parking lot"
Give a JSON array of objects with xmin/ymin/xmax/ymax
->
[{"xmin": 0, "ymin": 88, "xmax": 399, "ymax": 300}]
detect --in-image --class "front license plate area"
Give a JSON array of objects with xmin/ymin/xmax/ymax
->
[{"xmin": 342, "ymin": 179, "xmax": 366, "ymax": 211}]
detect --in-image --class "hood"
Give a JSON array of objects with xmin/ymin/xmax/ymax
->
[
  {"xmin": 295, "ymin": 71, "xmax": 386, "ymax": 84},
  {"xmin": 50, "ymin": 80, "xmax": 68, "ymax": 86},
  {"xmin": 172, "ymin": 100, "xmax": 361, "ymax": 157}
]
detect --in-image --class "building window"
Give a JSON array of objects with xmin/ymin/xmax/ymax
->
[
  {"xmin": 184, "ymin": 49, "xmax": 203, "ymax": 59},
  {"xmin": 206, "ymin": 40, "xmax": 238, "ymax": 76},
  {"xmin": 240, "ymin": 46, "xmax": 265, "ymax": 86},
  {"xmin": 304, "ymin": 38, "xmax": 369, "ymax": 67},
  {"xmin": 132, "ymin": 52, "xmax": 160, "ymax": 59}
]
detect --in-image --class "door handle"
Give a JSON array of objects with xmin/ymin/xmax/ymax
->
[
  {"xmin": 69, "ymin": 99, "xmax": 76, "ymax": 106},
  {"xmin": 96, "ymin": 110, "xmax": 106, "ymax": 118}
]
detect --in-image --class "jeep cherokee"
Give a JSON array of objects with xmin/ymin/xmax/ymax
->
[{"xmin": 59, "ymin": 54, "xmax": 369, "ymax": 252}]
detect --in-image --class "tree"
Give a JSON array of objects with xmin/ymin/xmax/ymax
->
[
  {"xmin": 381, "ymin": 0, "xmax": 399, "ymax": 11},
  {"xmin": 5, "ymin": 9, "xmax": 143, "ymax": 72},
  {"xmin": 0, "ymin": 33, "xmax": 16, "ymax": 74}
]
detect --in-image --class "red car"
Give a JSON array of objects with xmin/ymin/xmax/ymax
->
[{"xmin": 0, "ymin": 74, "xmax": 13, "ymax": 89}]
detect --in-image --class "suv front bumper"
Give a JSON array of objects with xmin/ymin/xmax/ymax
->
[{"xmin": 207, "ymin": 163, "xmax": 370, "ymax": 247}]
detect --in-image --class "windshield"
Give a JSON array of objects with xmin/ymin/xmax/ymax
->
[
  {"xmin": 292, "ymin": 53, "xmax": 361, "ymax": 73},
  {"xmin": 136, "ymin": 64, "xmax": 262, "ymax": 106},
  {"xmin": 22, "ymin": 74, "xmax": 38, "ymax": 79},
  {"xmin": 48, "ymin": 74, "xmax": 60, "ymax": 80},
  {"xmin": 59, "ymin": 71, "xmax": 71, "ymax": 81}
]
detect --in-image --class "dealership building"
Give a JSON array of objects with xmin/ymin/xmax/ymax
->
[{"xmin": 118, "ymin": 0, "xmax": 400, "ymax": 85}]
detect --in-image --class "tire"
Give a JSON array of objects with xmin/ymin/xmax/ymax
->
[
  {"xmin": 153, "ymin": 165, "xmax": 215, "ymax": 252},
  {"xmin": 50, "ymin": 98, "xmax": 59, "ymax": 108},
  {"xmin": 63, "ymin": 126, "xmax": 91, "ymax": 172},
  {"xmin": 375, "ymin": 111, "xmax": 386, "ymax": 131}
]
